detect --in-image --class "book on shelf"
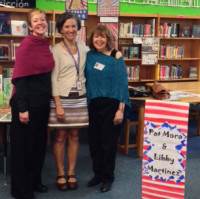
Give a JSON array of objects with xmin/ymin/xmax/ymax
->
[
  {"xmin": 146, "ymin": 18, "xmax": 155, "ymax": 37},
  {"xmin": 9, "ymin": 40, "xmax": 20, "ymax": 61},
  {"xmin": 119, "ymin": 22, "xmax": 154, "ymax": 37},
  {"xmin": 129, "ymin": 46, "xmax": 140, "ymax": 58},
  {"xmin": 3, "ymin": 68, "xmax": 13, "ymax": 78},
  {"xmin": 127, "ymin": 66, "xmax": 140, "ymax": 81},
  {"xmin": 159, "ymin": 45, "xmax": 183, "ymax": 59},
  {"xmin": 3, "ymin": 77, "xmax": 12, "ymax": 106},
  {"xmin": 0, "ymin": 65, "xmax": 2, "ymax": 92},
  {"xmin": 159, "ymin": 64, "xmax": 182, "ymax": 80},
  {"xmin": 0, "ymin": 44, "xmax": 10, "ymax": 60},
  {"xmin": 189, "ymin": 66, "xmax": 198, "ymax": 78},
  {"xmin": 11, "ymin": 20, "xmax": 28, "ymax": 36},
  {"xmin": 121, "ymin": 46, "xmax": 140, "ymax": 59},
  {"xmin": 182, "ymin": 26, "xmax": 190, "ymax": 37},
  {"xmin": 47, "ymin": 21, "xmax": 54, "ymax": 36},
  {"xmin": 121, "ymin": 46, "xmax": 129, "ymax": 58},
  {"xmin": 192, "ymin": 25, "xmax": 200, "ymax": 38},
  {"xmin": 0, "ymin": 12, "xmax": 11, "ymax": 35},
  {"xmin": 155, "ymin": 64, "xmax": 160, "ymax": 81},
  {"xmin": 159, "ymin": 23, "xmax": 179, "ymax": 38}
]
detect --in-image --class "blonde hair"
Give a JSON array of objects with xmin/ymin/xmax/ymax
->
[{"xmin": 27, "ymin": 9, "xmax": 46, "ymax": 26}]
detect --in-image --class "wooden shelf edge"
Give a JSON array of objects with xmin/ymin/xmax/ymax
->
[
  {"xmin": 160, "ymin": 37, "xmax": 200, "ymax": 40},
  {"xmin": 0, "ymin": 35, "xmax": 26, "ymax": 38},
  {"xmin": 0, "ymin": 60, "xmax": 15, "ymax": 63},
  {"xmin": 157, "ymin": 78, "xmax": 199, "ymax": 82},
  {"xmin": 159, "ymin": 14, "xmax": 200, "ymax": 19},
  {"xmin": 139, "ymin": 79, "xmax": 155, "ymax": 82},
  {"xmin": 120, "ymin": 13, "xmax": 158, "ymax": 18},
  {"xmin": 124, "ymin": 58, "xmax": 141, "ymax": 61},
  {"xmin": 158, "ymin": 58, "xmax": 200, "ymax": 61}
]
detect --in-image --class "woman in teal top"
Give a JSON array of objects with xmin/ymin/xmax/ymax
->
[{"xmin": 85, "ymin": 25, "xmax": 130, "ymax": 193}]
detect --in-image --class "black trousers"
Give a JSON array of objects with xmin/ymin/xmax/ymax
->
[
  {"xmin": 88, "ymin": 98, "xmax": 121, "ymax": 183},
  {"xmin": 10, "ymin": 99, "xmax": 50, "ymax": 199}
]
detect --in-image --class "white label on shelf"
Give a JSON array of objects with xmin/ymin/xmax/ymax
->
[{"xmin": 100, "ymin": 17, "xmax": 118, "ymax": 23}]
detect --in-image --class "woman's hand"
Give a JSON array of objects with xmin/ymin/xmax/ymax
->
[
  {"xmin": 56, "ymin": 106, "xmax": 65, "ymax": 120},
  {"xmin": 113, "ymin": 109, "xmax": 124, "ymax": 126},
  {"xmin": 19, "ymin": 111, "xmax": 29, "ymax": 125}
]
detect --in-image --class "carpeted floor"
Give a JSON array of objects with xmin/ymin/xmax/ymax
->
[{"xmin": 0, "ymin": 119, "xmax": 200, "ymax": 199}]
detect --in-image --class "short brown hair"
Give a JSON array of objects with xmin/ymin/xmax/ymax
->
[
  {"xmin": 56, "ymin": 12, "xmax": 81, "ymax": 34},
  {"xmin": 27, "ymin": 9, "xmax": 46, "ymax": 26},
  {"xmin": 89, "ymin": 25, "xmax": 114, "ymax": 51}
]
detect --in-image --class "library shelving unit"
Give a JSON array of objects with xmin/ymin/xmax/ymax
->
[
  {"xmin": 119, "ymin": 13, "xmax": 200, "ymax": 85},
  {"xmin": 158, "ymin": 14, "xmax": 200, "ymax": 82},
  {"xmin": 1, "ymin": 7, "xmax": 200, "ymax": 86},
  {"xmin": 118, "ymin": 13, "xmax": 159, "ymax": 84},
  {"xmin": 0, "ymin": 7, "xmax": 54, "ymax": 70}
]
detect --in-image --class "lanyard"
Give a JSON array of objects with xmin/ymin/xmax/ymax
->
[{"xmin": 63, "ymin": 40, "xmax": 80, "ymax": 76}]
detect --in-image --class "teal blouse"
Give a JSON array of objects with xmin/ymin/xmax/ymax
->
[{"xmin": 85, "ymin": 50, "xmax": 131, "ymax": 108}]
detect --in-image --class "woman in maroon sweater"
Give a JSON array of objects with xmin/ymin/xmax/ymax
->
[{"xmin": 10, "ymin": 9, "xmax": 54, "ymax": 199}]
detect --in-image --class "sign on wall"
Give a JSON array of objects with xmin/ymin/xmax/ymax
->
[
  {"xmin": 65, "ymin": 0, "xmax": 88, "ymax": 20},
  {"xmin": 142, "ymin": 100, "xmax": 189, "ymax": 199},
  {"xmin": 97, "ymin": 0, "xmax": 119, "ymax": 17},
  {"xmin": 0, "ymin": 0, "xmax": 35, "ymax": 8}
]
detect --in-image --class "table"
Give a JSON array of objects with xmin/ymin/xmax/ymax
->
[{"xmin": 132, "ymin": 81, "xmax": 200, "ymax": 157}]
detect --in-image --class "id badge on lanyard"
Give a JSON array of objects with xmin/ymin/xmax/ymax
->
[
  {"xmin": 63, "ymin": 40, "xmax": 82, "ymax": 91},
  {"xmin": 77, "ymin": 80, "xmax": 82, "ymax": 91}
]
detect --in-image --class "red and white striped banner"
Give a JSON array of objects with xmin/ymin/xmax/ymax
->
[{"xmin": 142, "ymin": 100, "xmax": 189, "ymax": 199}]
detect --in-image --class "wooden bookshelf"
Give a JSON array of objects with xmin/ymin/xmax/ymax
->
[
  {"xmin": 1, "ymin": 8, "xmax": 200, "ymax": 85},
  {"xmin": 118, "ymin": 13, "xmax": 200, "ymax": 84}
]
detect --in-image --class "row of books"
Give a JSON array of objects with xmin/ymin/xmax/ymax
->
[
  {"xmin": 0, "ymin": 12, "xmax": 54, "ymax": 36},
  {"xmin": 159, "ymin": 23, "xmax": 200, "ymax": 38},
  {"xmin": 127, "ymin": 66, "xmax": 140, "ymax": 81},
  {"xmin": 155, "ymin": 64, "xmax": 182, "ymax": 80},
  {"xmin": 160, "ymin": 45, "xmax": 183, "ymax": 59},
  {"xmin": 181, "ymin": 25, "xmax": 200, "ymax": 38},
  {"xmin": 121, "ymin": 46, "xmax": 140, "ymax": 59},
  {"xmin": 0, "ymin": 41, "xmax": 20, "ymax": 60},
  {"xmin": 159, "ymin": 23, "xmax": 179, "ymax": 38},
  {"xmin": 119, "ymin": 20, "xmax": 155, "ymax": 38}
]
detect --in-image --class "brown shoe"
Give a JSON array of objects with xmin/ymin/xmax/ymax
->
[
  {"xmin": 56, "ymin": 175, "xmax": 68, "ymax": 191},
  {"xmin": 67, "ymin": 175, "xmax": 78, "ymax": 190}
]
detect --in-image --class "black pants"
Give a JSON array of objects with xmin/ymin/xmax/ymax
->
[
  {"xmin": 88, "ymin": 98, "xmax": 121, "ymax": 183},
  {"xmin": 10, "ymin": 99, "xmax": 50, "ymax": 199}
]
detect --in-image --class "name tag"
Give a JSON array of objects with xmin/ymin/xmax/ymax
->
[
  {"xmin": 76, "ymin": 80, "xmax": 82, "ymax": 91},
  {"xmin": 94, "ymin": 62, "xmax": 105, "ymax": 71}
]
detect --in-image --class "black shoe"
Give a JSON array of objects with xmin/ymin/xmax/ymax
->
[
  {"xmin": 88, "ymin": 177, "xmax": 102, "ymax": 187},
  {"xmin": 34, "ymin": 184, "xmax": 48, "ymax": 193},
  {"xmin": 100, "ymin": 182, "xmax": 112, "ymax": 192}
]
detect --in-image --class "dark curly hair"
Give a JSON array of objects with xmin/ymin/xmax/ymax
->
[
  {"xmin": 88, "ymin": 25, "xmax": 114, "ymax": 51},
  {"xmin": 56, "ymin": 12, "xmax": 81, "ymax": 33}
]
